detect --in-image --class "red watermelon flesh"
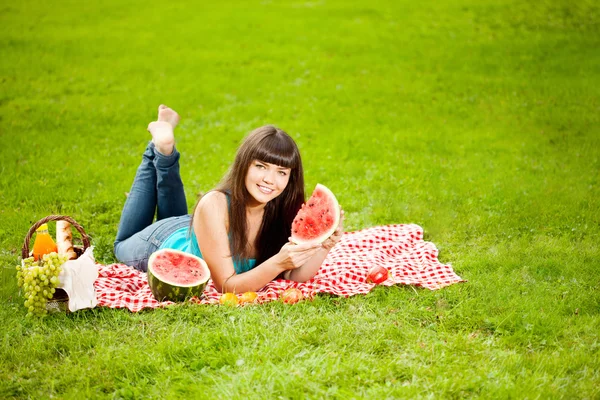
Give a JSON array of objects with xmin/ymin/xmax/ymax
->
[
  {"xmin": 147, "ymin": 249, "xmax": 211, "ymax": 302},
  {"xmin": 291, "ymin": 183, "xmax": 340, "ymax": 244}
]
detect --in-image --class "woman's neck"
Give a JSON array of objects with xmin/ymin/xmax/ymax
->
[
  {"xmin": 246, "ymin": 202, "xmax": 266, "ymax": 218},
  {"xmin": 245, "ymin": 196, "xmax": 267, "ymax": 215}
]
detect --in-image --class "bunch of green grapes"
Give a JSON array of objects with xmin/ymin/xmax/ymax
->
[{"xmin": 16, "ymin": 252, "xmax": 68, "ymax": 317}]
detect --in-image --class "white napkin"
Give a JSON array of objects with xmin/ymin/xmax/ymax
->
[{"xmin": 57, "ymin": 246, "xmax": 98, "ymax": 312}]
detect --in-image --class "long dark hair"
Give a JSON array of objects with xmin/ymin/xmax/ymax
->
[{"xmin": 194, "ymin": 125, "xmax": 305, "ymax": 267}]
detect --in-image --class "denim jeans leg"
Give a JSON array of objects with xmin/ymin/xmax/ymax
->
[
  {"xmin": 115, "ymin": 142, "xmax": 158, "ymax": 243},
  {"xmin": 114, "ymin": 140, "xmax": 191, "ymax": 271},
  {"xmin": 153, "ymin": 146, "xmax": 188, "ymax": 221},
  {"xmin": 113, "ymin": 226, "xmax": 158, "ymax": 272},
  {"xmin": 113, "ymin": 215, "xmax": 191, "ymax": 272}
]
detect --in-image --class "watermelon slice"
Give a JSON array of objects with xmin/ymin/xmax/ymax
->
[
  {"xmin": 147, "ymin": 249, "xmax": 211, "ymax": 302},
  {"xmin": 291, "ymin": 183, "xmax": 340, "ymax": 244}
]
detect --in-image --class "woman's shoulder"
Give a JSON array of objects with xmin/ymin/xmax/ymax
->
[
  {"xmin": 196, "ymin": 190, "xmax": 228, "ymax": 213},
  {"xmin": 194, "ymin": 190, "xmax": 230, "ymax": 229}
]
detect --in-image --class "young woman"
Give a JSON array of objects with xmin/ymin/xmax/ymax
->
[{"xmin": 114, "ymin": 105, "xmax": 344, "ymax": 293}]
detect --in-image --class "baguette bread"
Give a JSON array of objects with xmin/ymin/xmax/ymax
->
[{"xmin": 56, "ymin": 221, "xmax": 77, "ymax": 260}]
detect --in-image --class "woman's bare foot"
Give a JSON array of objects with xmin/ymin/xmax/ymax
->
[
  {"xmin": 147, "ymin": 105, "xmax": 179, "ymax": 155},
  {"xmin": 157, "ymin": 104, "xmax": 180, "ymax": 129}
]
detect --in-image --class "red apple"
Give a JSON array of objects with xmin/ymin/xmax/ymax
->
[
  {"xmin": 280, "ymin": 288, "xmax": 304, "ymax": 304},
  {"xmin": 367, "ymin": 266, "xmax": 389, "ymax": 284}
]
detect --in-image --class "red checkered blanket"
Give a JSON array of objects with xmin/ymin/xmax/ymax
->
[{"xmin": 95, "ymin": 224, "xmax": 464, "ymax": 312}]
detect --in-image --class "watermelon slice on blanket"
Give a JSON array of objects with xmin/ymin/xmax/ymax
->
[
  {"xmin": 147, "ymin": 249, "xmax": 211, "ymax": 302},
  {"xmin": 291, "ymin": 183, "xmax": 340, "ymax": 244}
]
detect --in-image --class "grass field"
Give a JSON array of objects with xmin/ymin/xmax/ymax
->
[{"xmin": 1, "ymin": 0, "xmax": 599, "ymax": 398}]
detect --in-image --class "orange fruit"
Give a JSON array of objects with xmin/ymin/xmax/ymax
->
[
  {"xmin": 239, "ymin": 291, "xmax": 258, "ymax": 304},
  {"xmin": 219, "ymin": 292, "xmax": 239, "ymax": 307}
]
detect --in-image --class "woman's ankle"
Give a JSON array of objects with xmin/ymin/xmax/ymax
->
[{"xmin": 147, "ymin": 121, "xmax": 175, "ymax": 155}]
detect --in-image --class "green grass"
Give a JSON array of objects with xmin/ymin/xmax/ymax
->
[{"xmin": 1, "ymin": 0, "xmax": 599, "ymax": 398}]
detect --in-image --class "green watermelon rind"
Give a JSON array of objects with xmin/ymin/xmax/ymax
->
[
  {"xmin": 147, "ymin": 249, "xmax": 211, "ymax": 302},
  {"xmin": 291, "ymin": 183, "xmax": 340, "ymax": 245}
]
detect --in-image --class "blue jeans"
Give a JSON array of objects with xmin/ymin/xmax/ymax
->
[{"xmin": 114, "ymin": 142, "xmax": 191, "ymax": 272}]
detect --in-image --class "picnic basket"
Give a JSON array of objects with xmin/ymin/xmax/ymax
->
[{"xmin": 21, "ymin": 215, "xmax": 91, "ymax": 312}]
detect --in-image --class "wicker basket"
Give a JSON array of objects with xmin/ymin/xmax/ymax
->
[{"xmin": 21, "ymin": 215, "xmax": 91, "ymax": 313}]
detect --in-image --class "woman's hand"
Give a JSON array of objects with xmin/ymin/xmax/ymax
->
[
  {"xmin": 321, "ymin": 208, "xmax": 345, "ymax": 251},
  {"xmin": 277, "ymin": 241, "xmax": 323, "ymax": 270},
  {"xmin": 281, "ymin": 209, "xmax": 345, "ymax": 282}
]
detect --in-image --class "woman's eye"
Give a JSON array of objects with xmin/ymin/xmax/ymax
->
[
  {"xmin": 255, "ymin": 163, "xmax": 265, "ymax": 169},
  {"xmin": 279, "ymin": 171, "xmax": 288, "ymax": 176}
]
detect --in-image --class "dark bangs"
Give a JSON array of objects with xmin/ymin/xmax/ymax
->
[{"xmin": 251, "ymin": 130, "xmax": 299, "ymax": 169}]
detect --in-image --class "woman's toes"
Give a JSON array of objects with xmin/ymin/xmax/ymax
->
[{"xmin": 157, "ymin": 106, "xmax": 180, "ymax": 129}]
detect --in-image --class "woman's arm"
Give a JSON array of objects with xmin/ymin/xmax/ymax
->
[
  {"xmin": 193, "ymin": 192, "xmax": 321, "ymax": 293},
  {"xmin": 216, "ymin": 248, "xmax": 317, "ymax": 293}
]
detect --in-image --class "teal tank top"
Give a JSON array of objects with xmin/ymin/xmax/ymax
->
[{"xmin": 159, "ymin": 194, "xmax": 257, "ymax": 274}]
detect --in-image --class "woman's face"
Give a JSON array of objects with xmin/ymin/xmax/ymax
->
[{"xmin": 245, "ymin": 160, "xmax": 291, "ymax": 205}]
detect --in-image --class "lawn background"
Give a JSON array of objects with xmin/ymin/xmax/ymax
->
[{"xmin": 1, "ymin": 0, "xmax": 599, "ymax": 398}]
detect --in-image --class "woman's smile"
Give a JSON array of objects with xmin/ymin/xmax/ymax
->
[{"xmin": 257, "ymin": 184, "xmax": 274, "ymax": 194}]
